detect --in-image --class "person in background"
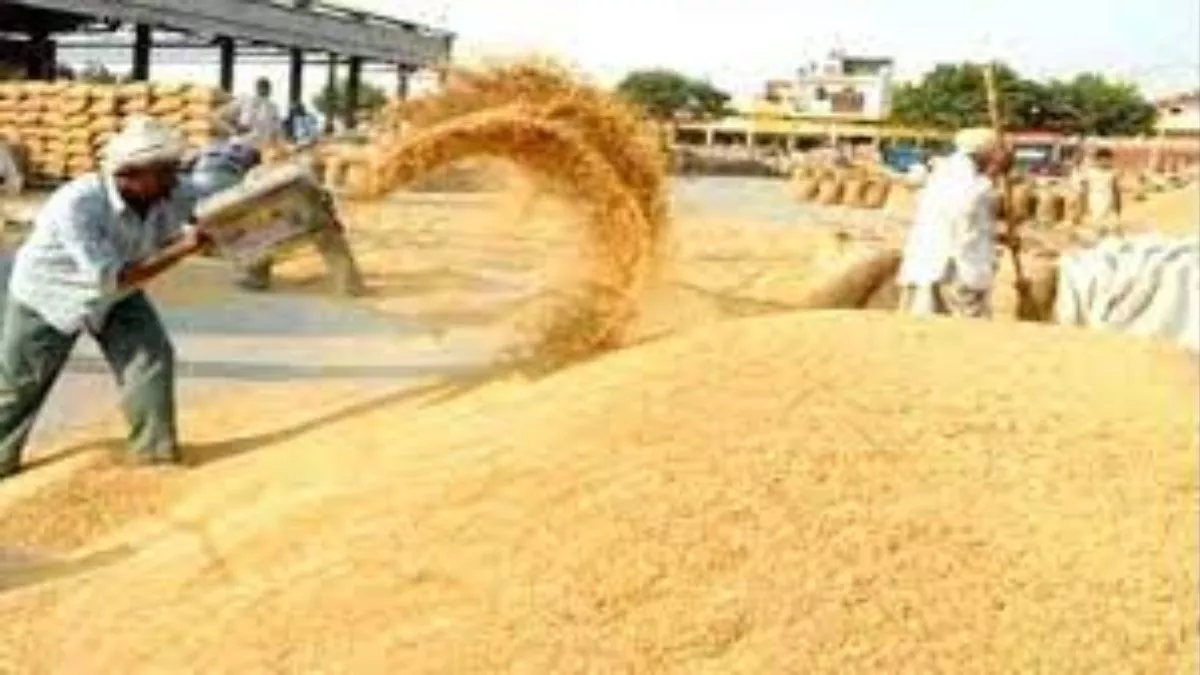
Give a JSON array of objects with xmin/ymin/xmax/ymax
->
[
  {"xmin": 1073, "ymin": 147, "xmax": 1122, "ymax": 235},
  {"xmin": 897, "ymin": 127, "xmax": 1013, "ymax": 319},
  {"xmin": 212, "ymin": 80, "xmax": 286, "ymax": 291},
  {"xmin": 0, "ymin": 139, "xmax": 22, "ymax": 196},
  {"xmin": 0, "ymin": 139, "xmax": 24, "ymax": 227},
  {"xmin": 283, "ymin": 102, "xmax": 320, "ymax": 148},
  {"xmin": 186, "ymin": 138, "xmax": 263, "ymax": 198},
  {"xmin": 217, "ymin": 77, "xmax": 283, "ymax": 148},
  {"xmin": 0, "ymin": 117, "xmax": 213, "ymax": 479}
]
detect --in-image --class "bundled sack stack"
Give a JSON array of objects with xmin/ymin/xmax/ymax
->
[
  {"xmin": 0, "ymin": 81, "xmax": 60, "ymax": 181},
  {"xmin": 141, "ymin": 82, "xmax": 229, "ymax": 150},
  {"xmin": 0, "ymin": 80, "xmax": 230, "ymax": 183},
  {"xmin": 791, "ymin": 164, "xmax": 894, "ymax": 210}
]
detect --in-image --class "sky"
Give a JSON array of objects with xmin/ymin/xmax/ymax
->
[{"xmin": 341, "ymin": 0, "xmax": 1200, "ymax": 100}]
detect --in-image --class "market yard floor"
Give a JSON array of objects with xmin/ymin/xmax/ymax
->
[
  {"xmin": 1, "ymin": 178, "xmax": 1195, "ymax": 448},
  {"xmin": 0, "ymin": 252, "xmax": 499, "ymax": 450}
]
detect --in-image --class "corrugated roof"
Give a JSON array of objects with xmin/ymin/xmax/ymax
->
[{"xmin": 3, "ymin": 0, "xmax": 452, "ymax": 65}]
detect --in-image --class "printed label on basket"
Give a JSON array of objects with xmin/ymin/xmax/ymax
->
[{"xmin": 209, "ymin": 203, "xmax": 316, "ymax": 268}]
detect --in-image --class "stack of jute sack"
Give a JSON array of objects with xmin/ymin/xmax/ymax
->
[
  {"xmin": 0, "ymin": 80, "xmax": 230, "ymax": 183},
  {"xmin": 791, "ymin": 164, "xmax": 895, "ymax": 210}
]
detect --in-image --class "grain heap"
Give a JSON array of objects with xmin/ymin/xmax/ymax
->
[
  {"xmin": 319, "ymin": 61, "xmax": 670, "ymax": 368},
  {"xmin": 1124, "ymin": 181, "xmax": 1200, "ymax": 237},
  {"xmin": 0, "ymin": 80, "xmax": 228, "ymax": 183},
  {"xmin": 0, "ymin": 312, "xmax": 1194, "ymax": 674}
]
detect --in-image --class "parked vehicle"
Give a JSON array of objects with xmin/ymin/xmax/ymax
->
[
  {"xmin": 882, "ymin": 145, "xmax": 928, "ymax": 173},
  {"xmin": 1009, "ymin": 132, "xmax": 1081, "ymax": 177}
]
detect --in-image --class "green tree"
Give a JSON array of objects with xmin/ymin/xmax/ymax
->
[
  {"xmin": 890, "ymin": 62, "xmax": 1038, "ymax": 130},
  {"xmin": 314, "ymin": 78, "xmax": 388, "ymax": 118},
  {"xmin": 1055, "ymin": 73, "xmax": 1156, "ymax": 136},
  {"xmin": 890, "ymin": 62, "xmax": 1157, "ymax": 137},
  {"xmin": 616, "ymin": 69, "xmax": 732, "ymax": 120}
]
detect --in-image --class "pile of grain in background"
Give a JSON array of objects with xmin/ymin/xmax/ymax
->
[
  {"xmin": 1124, "ymin": 182, "xmax": 1200, "ymax": 237},
  {"xmin": 0, "ymin": 312, "xmax": 1194, "ymax": 673}
]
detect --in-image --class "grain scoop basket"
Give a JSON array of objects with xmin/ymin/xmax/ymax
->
[{"xmin": 192, "ymin": 163, "xmax": 334, "ymax": 269}]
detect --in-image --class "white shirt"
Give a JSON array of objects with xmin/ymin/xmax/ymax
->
[
  {"xmin": 9, "ymin": 173, "xmax": 198, "ymax": 333},
  {"xmin": 223, "ymin": 95, "xmax": 283, "ymax": 148},
  {"xmin": 898, "ymin": 152, "xmax": 997, "ymax": 290},
  {"xmin": 1072, "ymin": 166, "xmax": 1118, "ymax": 219}
]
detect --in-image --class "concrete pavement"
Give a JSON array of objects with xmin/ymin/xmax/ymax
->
[{"xmin": 0, "ymin": 253, "xmax": 495, "ymax": 448}]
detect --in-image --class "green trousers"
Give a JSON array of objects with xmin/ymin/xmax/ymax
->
[
  {"xmin": 0, "ymin": 292, "xmax": 178, "ymax": 478},
  {"xmin": 236, "ymin": 226, "xmax": 366, "ymax": 296}
]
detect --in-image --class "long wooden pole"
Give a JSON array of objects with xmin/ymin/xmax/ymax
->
[{"xmin": 982, "ymin": 62, "xmax": 1026, "ymax": 286}]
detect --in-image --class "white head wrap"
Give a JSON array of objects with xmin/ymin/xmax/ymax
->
[
  {"xmin": 954, "ymin": 127, "xmax": 999, "ymax": 156},
  {"xmin": 101, "ymin": 115, "xmax": 186, "ymax": 174}
]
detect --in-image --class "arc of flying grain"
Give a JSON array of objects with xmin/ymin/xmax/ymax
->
[
  {"xmin": 391, "ymin": 62, "xmax": 671, "ymax": 260},
  {"xmin": 341, "ymin": 105, "xmax": 655, "ymax": 361}
]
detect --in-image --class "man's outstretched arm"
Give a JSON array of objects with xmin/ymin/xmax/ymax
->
[{"xmin": 116, "ymin": 226, "xmax": 211, "ymax": 291}]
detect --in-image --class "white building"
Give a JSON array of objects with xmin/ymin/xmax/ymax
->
[
  {"xmin": 1156, "ymin": 91, "xmax": 1200, "ymax": 137},
  {"xmin": 763, "ymin": 51, "xmax": 895, "ymax": 121}
]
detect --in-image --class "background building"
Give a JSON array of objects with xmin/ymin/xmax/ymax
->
[
  {"xmin": 1155, "ymin": 91, "xmax": 1200, "ymax": 137},
  {"xmin": 764, "ymin": 51, "xmax": 895, "ymax": 121}
]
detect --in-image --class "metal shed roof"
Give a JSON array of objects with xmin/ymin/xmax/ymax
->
[{"xmin": 3, "ymin": 0, "xmax": 453, "ymax": 66}]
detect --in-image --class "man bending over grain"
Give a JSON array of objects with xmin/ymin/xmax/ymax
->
[
  {"xmin": 897, "ymin": 127, "xmax": 1012, "ymax": 319},
  {"xmin": 0, "ymin": 117, "xmax": 213, "ymax": 479}
]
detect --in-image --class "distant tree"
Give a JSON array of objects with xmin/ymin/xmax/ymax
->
[
  {"xmin": 688, "ymin": 78, "xmax": 734, "ymax": 119},
  {"xmin": 77, "ymin": 61, "xmax": 121, "ymax": 84},
  {"xmin": 616, "ymin": 69, "xmax": 733, "ymax": 120},
  {"xmin": 890, "ymin": 62, "xmax": 1157, "ymax": 137},
  {"xmin": 1052, "ymin": 73, "xmax": 1157, "ymax": 136},
  {"xmin": 890, "ymin": 62, "xmax": 1038, "ymax": 130},
  {"xmin": 314, "ymin": 79, "xmax": 388, "ymax": 119}
]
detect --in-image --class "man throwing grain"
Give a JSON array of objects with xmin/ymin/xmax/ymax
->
[
  {"xmin": 0, "ymin": 117, "xmax": 213, "ymax": 479},
  {"xmin": 897, "ymin": 127, "xmax": 1011, "ymax": 319}
]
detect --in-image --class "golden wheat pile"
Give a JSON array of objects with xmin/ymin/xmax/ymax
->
[
  {"xmin": 319, "ymin": 62, "xmax": 670, "ymax": 368},
  {"xmin": 0, "ymin": 80, "xmax": 227, "ymax": 182},
  {"xmin": 0, "ymin": 312, "xmax": 1194, "ymax": 674}
]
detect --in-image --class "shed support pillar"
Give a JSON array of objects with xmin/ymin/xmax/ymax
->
[
  {"xmin": 132, "ymin": 24, "xmax": 152, "ymax": 81},
  {"xmin": 217, "ymin": 37, "xmax": 235, "ymax": 92},
  {"xmin": 324, "ymin": 53, "xmax": 338, "ymax": 133},
  {"xmin": 344, "ymin": 56, "xmax": 363, "ymax": 130},
  {"xmin": 289, "ymin": 47, "xmax": 304, "ymax": 108}
]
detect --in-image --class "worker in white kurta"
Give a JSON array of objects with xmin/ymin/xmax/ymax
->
[
  {"xmin": 897, "ymin": 128, "xmax": 1010, "ymax": 319},
  {"xmin": 1071, "ymin": 147, "xmax": 1122, "ymax": 234},
  {"xmin": 216, "ymin": 78, "xmax": 284, "ymax": 149}
]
